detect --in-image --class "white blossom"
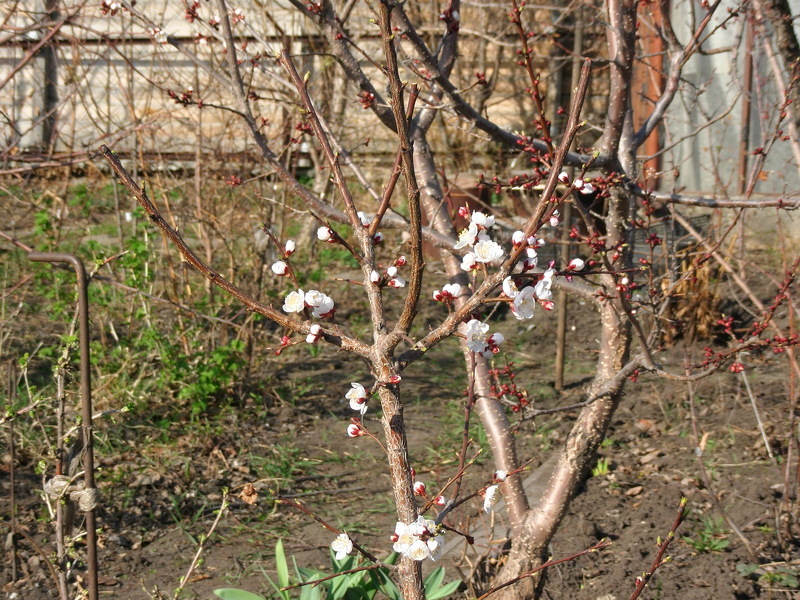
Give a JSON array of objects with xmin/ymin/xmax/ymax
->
[
  {"xmin": 392, "ymin": 522, "xmax": 415, "ymax": 554},
  {"xmin": 534, "ymin": 268, "xmax": 555, "ymax": 301},
  {"xmin": 317, "ymin": 226, "xmax": 334, "ymax": 242},
  {"xmin": 454, "ymin": 222, "xmax": 479, "ymax": 250},
  {"xmin": 370, "ymin": 270, "xmax": 380, "ymax": 283},
  {"xmin": 331, "ymin": 534, "xmax": 353, "ymax": 561},
  {"xmin": 494, "ymin": 470, "xmax": 508, "ymax": 482},
  {"xmin": 502, "ymin": 276, "xmax": 519, "ymax": 298},
  {"xmin": 282, "ymin": 289, "xmax": 305, "ymax": 313},
  {"xmin": 284, "ymin": 239, "xmax": 296, "ymax": 256},
  {"xmin": 473, "ymin": 239, "xmax": 504, "ymax": 263},
  {"xmin": 406, "ymin": 539, "xmax": 431, "ymax": 561},
  {"xmin": 427, "ymin": 536, "xmax": 445, "ymax": 561},
  {"xmin": 346, "ymin": 383, "xmax": 368, "ymax": 414},
  {"xmin": 434, "ymin": 283, "xmax": 462, "ymax": 302},
  {"xmin": 471, "ymin": 211, "xmax": 495, "ymax": 228},
  {"xmin": 512, "ymin": 230, "xmax": 525, "ymax": 247},
  {"xmin": 464, "ymin": 319, "xmax": 490, "ymax": 354},
  {"xmin": 357, "ymin": 211, "xmax": 371, "ymax": 227},
  {"xmin": 461, "ymin": 253, "xmax": 478, "ymax": 272},
  {"xmin": 511, "ymin": 287, "xmax": 536, "ymax": 320},
  {"xmin": 484, "ymin": 484, "xmax": 500, "ymax": 513}
]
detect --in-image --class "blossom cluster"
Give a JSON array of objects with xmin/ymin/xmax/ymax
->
[
  {"xmin": 282, "ymin": 289, "xmax": 335, "ymax": 319},
  {"xmin": 464, "ymin": 319, "xmax": 504, "ymax": 357},
  {"xmin": 558, "ymin": 171, "xmax": 596, "ymax": 195},
  {"xmin": 392, "ymin": 516, "xmax": 445, "ymax": 561},
  {"xmin": 502, "ymin": 267, "xmax": 556, "ymax": 319},
  {"xmin": 455, "ymin": 210, "xmax": 504, "ymax": 271},
  {"xmin": 510, "ymin": 230, "xmax": 545, "ymax": 271}
]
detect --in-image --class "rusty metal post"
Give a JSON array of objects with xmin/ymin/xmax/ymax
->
[{"xmin": 28, "ymin": 252, "xmax": 98, "ymax": 600}]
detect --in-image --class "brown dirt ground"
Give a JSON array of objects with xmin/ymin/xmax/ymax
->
[{"xmin": 3, "ymin": 272, "xmax": 800, "ymax": 600}]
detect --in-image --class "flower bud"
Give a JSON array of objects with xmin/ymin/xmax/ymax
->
[
  {"xmin": 413, "ymin": 481, "xmax": 426, "ymax": 495},
  {"xmin": 568, "ymin": 258, "xmax": 585, "ymax": 271},
  {"xmin": 557, "ymin": 171, "xmax": 570, "ymax": 184},
  {"xmin": 395, "ymin": 256, "xmax": 407, "ymax": 267},
  {"xmin": 317, "ymin": 226, "xmax": 334, "ymax": 242},
  {"xmin": 271, "ymin": 260, "xmax": 289, "ymax": 276},
  {"xmin": 493, "ymin": 469, "xmax": 508, "ymax": 482},
  {"xmin": 306, "ymin": 323, "xmax": 322, "ymax": 344},
  {"xmin": 284, "ymin": 239, "xmax": 296, "ymax": 256}
]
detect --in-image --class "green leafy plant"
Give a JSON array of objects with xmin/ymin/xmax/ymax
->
[
  {"xmin": 684, "ymin": 516, "xmax": 729, "ymax": 553},
  {"xmin": 737, "ymin": 563, "xmax": 800, "ymax": 589},
  {"xmin": 591, "ymin": 456, "xmax": 610, "ymax": 478},
  {"xmin": 218, "ymin": 539, "xmax": 461, "ymax": 600}
]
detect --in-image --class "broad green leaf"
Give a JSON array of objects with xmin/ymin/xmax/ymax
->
[
  {"xmin": 213, "ymin": 589, "xmax": 266, "ymax": 600},
  {"xmin": 427, "ymin": 579, "xmax": 462, "ymax": 600},
  {"xmin": 276, "ymin": 539, "xmax": 290, "ymax": 589},
  {"xmin": 423, "ymin": 567, "xmax": 445, "ymax": 592}
]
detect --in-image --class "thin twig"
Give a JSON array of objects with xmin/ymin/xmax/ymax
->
[{"xmin": 174, "ymin": 491, "xmax": 230, "ymax": 600}]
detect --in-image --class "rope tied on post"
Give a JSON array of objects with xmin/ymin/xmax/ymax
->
[{"xmin": 44, "ymin": 475, "xmax": 100, "ymax": 512}]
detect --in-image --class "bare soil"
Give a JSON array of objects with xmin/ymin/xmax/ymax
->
[{"xmin": 4, "ymin": 293, "xmax": 799, "ymax": 600}]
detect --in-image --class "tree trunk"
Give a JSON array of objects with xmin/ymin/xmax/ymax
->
[{"xmin": 412, "ymin": 131, "xmax": 530, "ymax": 531}]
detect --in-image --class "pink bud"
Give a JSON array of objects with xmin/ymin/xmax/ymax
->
[
  {"xmin": 557, "ymin": 171, "xmax": 570, "ymax": 184},
  {"xmin": 413, "ymin": 481, "xmax": 426, "ymax": 495},
  {"xmin": 373, "ymin": 232, "xmax": 383, "ymax": 244},
  {"xmin": 433, "ymin": 495, "xmax": 447, "ymax": 506},
  {"xmin": 458, "ymin": 205, "xmax": 470, "ymax": 219},
  {"xmin": 409, "ymin": 467, "xmax": 416, "ymax": 479},
  {"xmin": 388, "ymin": 375, "xmax": 401, "ymax": 384},
  {"xmin": 395, "ymin": 256, "xmax": 407, "ymax": 267}
]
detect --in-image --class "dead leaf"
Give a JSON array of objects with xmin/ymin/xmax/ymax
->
[{"xmin": 240, "ymin": 482, "xmax": 258, "ymax": 505}]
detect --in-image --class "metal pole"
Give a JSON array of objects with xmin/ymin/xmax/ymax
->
[
  {"xmin": 554, "ymin": 13, "xmax": 584, "ymax": 392},
  {"xmin": 28, "ymin": 252, "xmax": 98, "ymax": 600}
]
